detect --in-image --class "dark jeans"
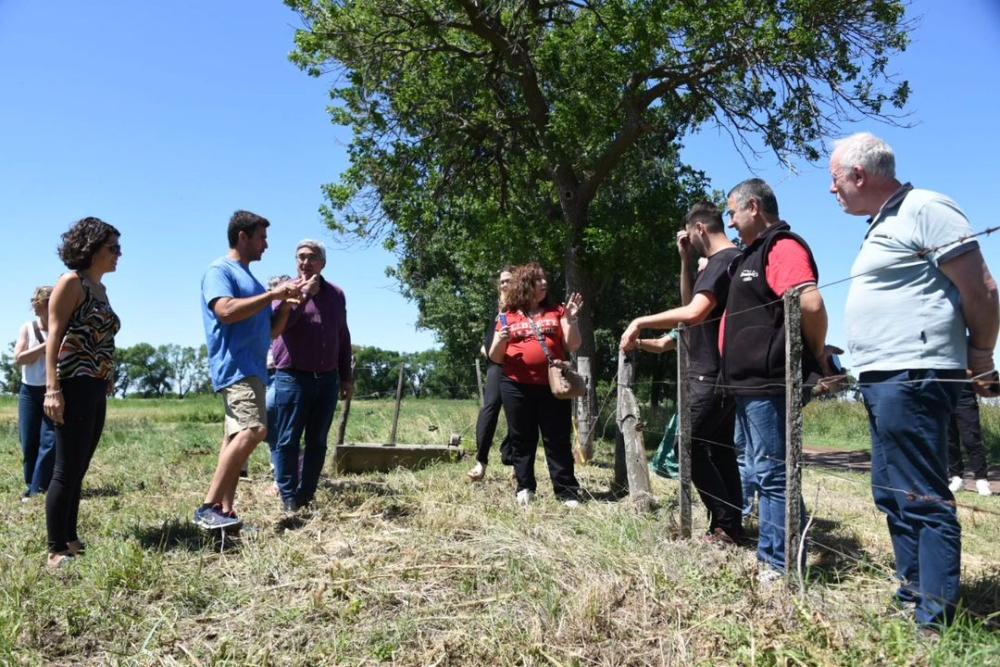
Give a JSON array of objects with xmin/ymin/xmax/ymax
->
[
  {"xmin": 475, "ymin": 363, "xmax": 512, "ymax": 465},
  {"xmin": 860, "ymin": 369, "xmax": 963, "ymax": 626},
  {"xmin": 499, "ymin": 376, "xmax": 580, "ymax": 499},
  {"xmin": 18, "ymin": 383, "xmax": 56, "ymax": 495},
  {"xmin": 689, "ymin": 382, "xmax": 742, "ymax": 536},
  {"xmin": 947, "ymin": 383, "xmax": 988, "ymax": 479},
  {"xmin": 46, "ymin": 376, "xmax": 107, "ymax": 553},
  {"xmin": 270, "ymin": 370, "xmax": 340, "ymax": 505}
]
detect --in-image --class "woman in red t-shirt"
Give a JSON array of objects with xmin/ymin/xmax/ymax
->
[{"xmin": 488, "ymin": 263, "xmax": 584, "ymax": 506}]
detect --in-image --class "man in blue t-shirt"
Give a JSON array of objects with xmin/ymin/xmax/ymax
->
[
  {"xmin": 832, "ymin": 132, "xmax": 999, "ymax": 629},
  {"xmin": 194, "ymin": 210, "xmax": 303, "ymax": 531}
]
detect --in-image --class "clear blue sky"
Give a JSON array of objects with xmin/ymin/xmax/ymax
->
[{"xmin": 2, "ymin": 0, "xmax": 999, "ymax": 371}]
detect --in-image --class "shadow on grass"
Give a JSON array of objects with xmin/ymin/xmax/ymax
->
[
  {"xmin": 320, "ymin": 478, "xmax": 397, "ymax": 497},
  {"xmin": 803, "ymin": 516, "xmax": 882, "ymax": 583},
  {"xmin": 132, "ymin": 519, "xmax": 241, "ymax": 553},
  {"xmin": 81, "ymin": 484, "xmax": 122, "ymax": 499},
  {"xmin": 959, "ymin": 570, "xmax": 1000, "ymax": 626}
]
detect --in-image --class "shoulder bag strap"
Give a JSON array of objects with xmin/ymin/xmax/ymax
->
[
  {"xmin": 521, "ymin": 310, "xmax": 557, "ymax": 365},
  {"xmin": 32, "ymin": 320, "xmax": 44, "ymax": 344}
]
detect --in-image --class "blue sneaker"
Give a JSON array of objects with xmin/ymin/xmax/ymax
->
[{"xmin": 194, "ymin": 504, "xmax": 242, "ymax": 531}]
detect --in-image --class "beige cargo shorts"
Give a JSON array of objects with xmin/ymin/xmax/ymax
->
[{"xmin": 221, "ymin": 376, "xmax": 266, "ymax": 438}]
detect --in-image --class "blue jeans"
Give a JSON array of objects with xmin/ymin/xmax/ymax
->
[
  {"xmin": 735, "ymin": 395, "xmax": 806, "ymax": 571},
  {"xmin": 860, "ymin": 369, "xmax": 963, "ymax": 626},
  {"xmin": 733, "ymin": 416, "xmax": 757, "ymax": 519},
  {"xmin": 270, "ymin": 370, "xmax": 340, "ymax": 504},
  {"xmin": 19, "ymin": 383, "xmax": 56, "ymax": 495}
]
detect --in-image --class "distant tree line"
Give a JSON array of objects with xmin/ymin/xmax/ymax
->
[{"xmin": 0, "ymin": 342, "xmax": 476, "ymax": 400}]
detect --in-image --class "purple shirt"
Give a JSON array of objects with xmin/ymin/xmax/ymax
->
[{"xmin": 271, "ymin": 277, "xmax": 352, "ymax": 379}]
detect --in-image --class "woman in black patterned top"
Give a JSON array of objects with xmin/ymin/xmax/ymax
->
[{"xmin": 43, "ymin": 217, "xmax": 121, "ymax": 568}]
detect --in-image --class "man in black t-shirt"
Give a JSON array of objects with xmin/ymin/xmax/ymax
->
[{"xmin": 621, "ymin": 202, "xmax": 743, "ymax": 542}]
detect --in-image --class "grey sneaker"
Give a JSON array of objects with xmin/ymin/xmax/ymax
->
[
  {"xmin": 194, "ymin": 504, "xmax": 242, "ymax": 530},
  {"xmin": 516, "ymin": 489, "xmax": 534, "ymax": 507}
]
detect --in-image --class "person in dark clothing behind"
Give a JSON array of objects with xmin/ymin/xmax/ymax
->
[
  {"xmin": 621, "ymin": 202, "xmax": 744, "ymax": 543},
  {"xmin": 947, "ymin": 383, "xmax": 992, "ymax": 496},
  {"xmin": 468, "ymin": 266, "xmax": 515, "ymax": 481}
]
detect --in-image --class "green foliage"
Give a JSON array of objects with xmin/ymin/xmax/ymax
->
[
  {"xmin": 352, "ymin": 344, "xmax": 477, "ymax": 399},
  {"xmin": 0, "ymin": 342, "xmax": 19, "ymax": 395},
  {"xmin": 286, "ymin": 0, "xmax": 911, "ymax": 382}
]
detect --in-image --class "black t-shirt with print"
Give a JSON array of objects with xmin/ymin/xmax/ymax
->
[{"xmin": 685, "ymin": 247, "xmax": 741, "ymax": 379}]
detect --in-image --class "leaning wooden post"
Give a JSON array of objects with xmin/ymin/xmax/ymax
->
[
  {"xmin": 676, "ymin": 324, "xmax": 693, "ymax": 539},
  {"xmin": 474, "ymin": 358, "xmax": 485, "ymax": 407},
  {"xmin": 784, "ymin": 289, "xmax": 804, "ymax": 577},
  {"xmin": 616, "ymin": 349, "xmax": 654, "ymax": 512},
  {"xmin": 387, "ymin": 363, "xmax": 406, "ymax": 446},
  {"xmin": 574, "ymin": 356, "xmax": 594, "ymax": 462}
]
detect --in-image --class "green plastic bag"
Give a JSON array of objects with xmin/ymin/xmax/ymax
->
[{"xmin": 650, "ymin": 412, "xmax": 679, "ymax": 479}]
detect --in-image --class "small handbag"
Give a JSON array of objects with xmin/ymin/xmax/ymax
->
[{"xmin": 523, "ymin": 312, "xmax": 587, "ymax": 400}]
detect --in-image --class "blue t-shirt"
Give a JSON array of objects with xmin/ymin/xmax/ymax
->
[{"xmin": 201, "ymin": 257, "xmax": 270, "ymax": 391}]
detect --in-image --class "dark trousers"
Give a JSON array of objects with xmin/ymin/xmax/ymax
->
[
  {"xmin": 46, "ymin": 377, "xmax": 107, "ymax": 554},
  {"xmin": 947, "ymin": 383, "xmax": 988, "ymax": 479},
  {"xmin": 499, "ymin": 376, "xmax": 580, "ymax": 498},
  {"xmin": 860, "ymin": 369, "xmax": 962, "ymax": 626},
  {"xmin": 475, "ymin": 363, "xmax": 512, "ymax": 465},
  {"xmin": 18, "ymin": 383, "xmax": 56, "ymax": 495},
  {"xmin": 689, "ymin": 382, "xmax": 742, "ymax": 536}
]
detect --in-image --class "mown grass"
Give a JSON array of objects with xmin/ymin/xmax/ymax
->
[{"xmin": 0, "ymin": 396, "xmax": 997, "ymax": 665}]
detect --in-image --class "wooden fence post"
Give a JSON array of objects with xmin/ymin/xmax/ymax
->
[
  {"xmin": 677, "ymin": 324, "xmax": 692, "ymax": 538},
  {"xmin": 475, "ymin": 358, "xmax": 484, "ymax": 407},
  {"xmin": 575, "ymin": 356, "xmax": 594, "ymax": 462},
  {"xmin": 784, "ymin": 289, "xmax": 804, "ymax": 577},
  {"xmin": 616, "ymin": 349, "xmax": 654, "ymax": 512},
  {"xmin": 387, "ymin": 363, "xmax": 406, "ymax": 446}
]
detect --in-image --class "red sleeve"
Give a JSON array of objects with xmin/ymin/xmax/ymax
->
[{"xmin": 765, "ymin": 239, "xmax": 817, "ymax": 297}]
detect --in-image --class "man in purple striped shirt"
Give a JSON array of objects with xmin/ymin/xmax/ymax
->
[{"xmin": 270, "ymin": 239, "xmax": 353, "ymax": 512}]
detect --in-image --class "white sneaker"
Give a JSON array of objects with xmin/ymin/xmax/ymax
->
[
  {"xmin": 563, "ymin": 499, "xmax": 580, "ymax": 509},
  {"xmin": 976, "ymin": 478, "xmax": 992, "ymax": 496},
  {"xmin": 467, "ymin": 462, "xmax": 486, "ymax": 481},
  {"xmin": 948, "ymin": 476, "xmax": 964, "ymax": 493},
  {"xmin": 516, "ymin": 489, "xmax": 534, "ymax": 506},
  {"xmin": 758, "ymin": 566, "xmax": 783, "ymax": 586}
]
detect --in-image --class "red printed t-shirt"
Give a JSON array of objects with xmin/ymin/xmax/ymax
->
[
  {"xmin": 718, "ymin": 238, "xmax": 818, "ymax": 353},
  {"xmin": 498, "ymin": 306, "xmax": 566, "ymax": 384}
]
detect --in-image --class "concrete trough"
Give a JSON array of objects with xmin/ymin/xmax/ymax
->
[{"xmin": 332, "ymin": 442, "xmax": 461, "ymax": 474}]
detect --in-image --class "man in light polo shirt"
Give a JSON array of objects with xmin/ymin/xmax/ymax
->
[
  {"xmin": 195, "ymin": 210, "xmax": 303, "ymax": 531},
  {"xmin": 831, "ymin": 132, "xmax": 999, "ymax": 628},
  {"xmin": 269, "ymin": 239, "xmax": 353, "ymax": 513}
]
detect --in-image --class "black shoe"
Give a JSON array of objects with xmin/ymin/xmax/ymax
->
[{"xmin": 282, "ymin": 498, "xmax": 299, "ymax": 513}]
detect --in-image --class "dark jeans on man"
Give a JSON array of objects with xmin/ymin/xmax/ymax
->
[
  {"xmin": 270, "ymin": 370, "xmax": 340, "ymax": 506},
  {"xmin": 860, "ymin": 369, "xmax": 963, "ymax": 627},
  {"xmin": 948, "ymin": 383, "xmax": 988, "ymax": 479},
  {"xmin": 499, "ymin": 376, "xmax": 580, "ymax": 499},
  {"xmin": 19, "ymin": 383, "xmax": 56, "ymax": 496},
  {"xmin": 46, "ymin": 377, "xmax": 107, "ymax": 553},
  {"xmin": 475, "ymin": 362, "xmax": 512, "ymax": 465},
  {"xmin": 689, "ymin": 381, "xmax": 742, "ymax": 537}
]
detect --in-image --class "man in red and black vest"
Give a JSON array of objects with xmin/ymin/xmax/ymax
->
[{"xmin": 721, "ymin": 178, "xmax": 838, "ymax": 581}]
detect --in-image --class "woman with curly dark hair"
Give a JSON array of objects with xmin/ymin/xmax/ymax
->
[
  {"xmin": 489, "ymin": 262, "xmax": 584, "ymax": 506},
  {"xmin": 43, "ymin": 217, "xmax": 121, "ymax": 568}
]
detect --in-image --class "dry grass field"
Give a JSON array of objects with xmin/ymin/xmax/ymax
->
[{"xmin": 0, "ymin": 396, "xmax": 997, "ymax": 665}]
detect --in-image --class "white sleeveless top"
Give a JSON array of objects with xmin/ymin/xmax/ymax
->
[{"xmin": 20, "ymin": 319, "xmax": 47, "ymax": 386}]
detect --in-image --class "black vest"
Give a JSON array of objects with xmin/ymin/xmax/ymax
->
[{"xmin": 721, "ymin": 222, "xmax": 822, "ymax": 396}]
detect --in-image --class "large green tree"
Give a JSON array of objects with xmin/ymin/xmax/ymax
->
[{"xmin": 287, "ymin": 0, "xmax": 909, "ymax": 380}]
